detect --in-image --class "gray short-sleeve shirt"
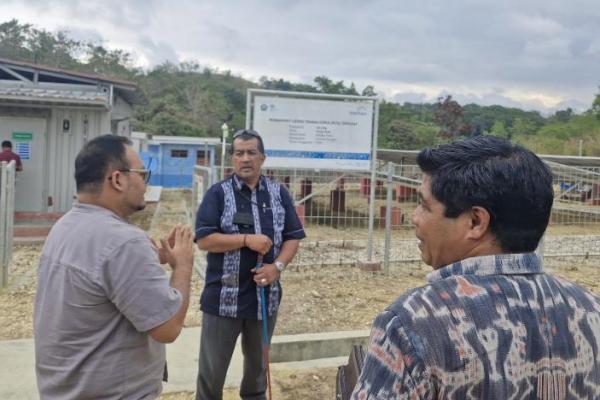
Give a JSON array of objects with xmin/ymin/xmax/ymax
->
[{"xmin": 34, "ymin": 203, "xmax": 182, "ymax": 400}]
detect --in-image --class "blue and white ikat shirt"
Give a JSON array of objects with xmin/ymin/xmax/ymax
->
[
  {"xmin": 352, "ymin": 253, "xmax": 600, "ymax": 399},
  {"xmin": 195, "ymin": 174, "xmax": 305, "ymax": 320}
]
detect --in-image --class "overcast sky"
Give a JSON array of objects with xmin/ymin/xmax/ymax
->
[{"xmin": 3, "ymin": 0, "xmax": 600, "ymax": 113}]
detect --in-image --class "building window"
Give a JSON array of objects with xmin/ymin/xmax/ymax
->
[
  {"xmin": 197, "ymin": 150, "xmax": 208, "ymax": 166},
  {"xmin": 171, "ymin": 149, "xmax": 188, "ymax": 158}
]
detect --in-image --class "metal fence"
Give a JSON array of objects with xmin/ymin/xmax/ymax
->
[
  {"xmin": 192, "ymin": 165, "xmax": 217, "ymax": 213},
  {"xmin": 193, "ymin": 165, "xmax": 401, "ymax": 231},
  {"xmin": 0, "ymin": 160, "xmax": 16, "ymax": 288},
  {"xmin": 546, "ymin": 160, "xmax": 600, "ymax": 224},
  {"xmin": 191, "ymin": 159, "xmax": 600, "ymax": 270}
]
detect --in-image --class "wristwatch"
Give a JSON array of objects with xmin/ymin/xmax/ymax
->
[{"xmin": 274, "ymin": 260, "xmax": 286, "ymax": 273}]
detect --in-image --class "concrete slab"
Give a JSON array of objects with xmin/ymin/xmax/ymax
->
[
  {"xmin": 145, "ymin": 185, "xmax": 163, "ymax": 203},
  {"xmin": 13, "ymin": 236, "xmax": 46, "ymax": 244},
  {"xmin": 13, "ymin": 224, "xmax": 52, "ymax": 237},
  {"xmin": 270, "ymin": 330, "xmax": 370, "ymax": 362},
  {"xmin": 14, "ymin": 212, "xmax": 63, "ymax": 222},
  {"xmin": 162, "ymin": 326, "xmax": 200, "ymax": 393},
  {"xmin": 275, "ymin": 356, "xmax": 348, "ymax": 370},
  {"xmin": 0, "ymin": 338, "xmax": 38, "ymax": 400},
  {"xmin": 163, "ymin": 327, "xmax": 245, "ymax": 393},
  {"xmin": 0, "ymin": 327, "xmax": 365, "ymax": 398},
  {"xmin": 0, "ymin": 327, "xmax": 227, "ymax": 399}
]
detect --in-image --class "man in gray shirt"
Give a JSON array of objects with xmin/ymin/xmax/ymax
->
[{"xmin": 34, "ymin": 134, "xmax": 194, "ymax": 399}]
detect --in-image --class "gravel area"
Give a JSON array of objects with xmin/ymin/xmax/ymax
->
[
  {"xmin": 2, "ymin": 190, "xmax": 600, "ymax": 399},
  {"xmin": 2, "ymin": 190, "xmax": 600, "ymax": 341}
]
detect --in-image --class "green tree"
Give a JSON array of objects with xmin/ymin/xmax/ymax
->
[
  {"xmin": 385, "ymin": 120, "xmax": 421, "ymax": 149},
  {"xmin": 509, "ymin": 117, "xmax": 538, "ymax": 136},
  {"xmin": 490, "ymin": 121, "xmax": 509, "ymax": 139},
  {"xmin": 258, "ymin": 76, "xmax": 317, "ymax": 93},
  {"xmin": 313, "ymin": 76, "xmax": 359, "ymax": 95},
  {"xmin": 183, "ymin": 85, "xmax": 229, "ymax": 134},
  {"xmin": 0, "ymin": 19, "xmax": 32, "ymax": 60},
  {"xmin": 552, "ymin": 108, "xmax": 574, "ymax": 123},
  {"xmin": 463, "ymin": 103, "xmax": 545, "ymax": 137},
  {"xmin": 83, "ymin": 44, "xmax": 137, "ymax": 79},
  {"xmin": 0, "ymin": 19, "xmax": 82, "ymax": 68},
  {"xmin": 29, "ymin": 30, "xmax": 81, "ymax": 67},
  {"xmin": 361, "ymin": 85, "xmax": 376, "ymax": 96},
  {"xmin": 592, "ymin": 90, "xmax": 600, "ymax": 120},
  {"xmin": 149, "ymin": 112, "xmax": 203, "ymax": 136},
  {"xmin": 434, "ymin": 95, "xmax": 470, "ymax": 138}
]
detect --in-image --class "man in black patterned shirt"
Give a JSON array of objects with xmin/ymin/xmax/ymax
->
[{"xmin": 353, "ymin": 136, "xmax": 600, "ymax": 399}]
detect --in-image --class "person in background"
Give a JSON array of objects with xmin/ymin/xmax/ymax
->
[{"xmin": 0, "ymin": 140, "xmax": 23, "ymax": 171}]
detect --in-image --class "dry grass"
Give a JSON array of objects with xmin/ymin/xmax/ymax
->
[
  {"xmin": 158, "ymin": 366, "xmax": 337, "ymax": 400},
  {"xmin": 3, "ymin": 190, "xmax": 600, "ymax": 399}
]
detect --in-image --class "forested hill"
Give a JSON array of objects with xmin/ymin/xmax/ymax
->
[{"xmin": 2, "ymin": 19, "xmax": 600, "ymax": 155}]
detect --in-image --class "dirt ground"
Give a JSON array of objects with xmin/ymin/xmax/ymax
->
[
  {"xmin": 158, "ymin": 366, "xmax": 337, "ymax": 400},
  {"xmin": 2, "ymin": 189, "xmax": 600, "ymax": 399}
]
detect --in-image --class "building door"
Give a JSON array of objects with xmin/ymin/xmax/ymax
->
[
  {"xmin": 163, "ymin": 146, "xmax": 191, "ymax": 187},
  {"xmin": 0, "ymin": 117, "xmax": 47, "ymax": 212}
]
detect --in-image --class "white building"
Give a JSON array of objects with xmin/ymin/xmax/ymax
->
[{"xmin": 0, "ymin": 57, "xmax": 146, "ymax": 212}]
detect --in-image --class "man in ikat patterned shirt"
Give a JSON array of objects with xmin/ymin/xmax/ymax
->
[{"xmin": 352, "ymin": 136, "xmax": 600, "ymax": 399}]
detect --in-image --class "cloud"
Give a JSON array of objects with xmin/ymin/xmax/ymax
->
[
  {"xmin": 137, "ymin": 36, "xmax": 179, "ymax": 66},
  {"xmin": 392, "ymin": 91, "xmax": 429, "ymax": 104},
  {"xmin": 8, "ymin": 0, "xmax": 158, "ymax": 28},
  {"xmin": 2, "ymin": 0, "xmax": 599, "ymax": 112},
  {"xmin": 449, "ymin": 90, "xmax": 551, "ymax": 112},
  {"xmin": 55, "ymin": 26, "xmax": 103, "ymax": 44},
  {"xmin": 550, "ymin": 98, "xmax": 590, "ymax": 113}
]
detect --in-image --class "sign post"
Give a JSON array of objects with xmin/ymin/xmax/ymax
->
[{"xmin": 247, "ymin": 89, "xmax": 379, "ymax": 261}]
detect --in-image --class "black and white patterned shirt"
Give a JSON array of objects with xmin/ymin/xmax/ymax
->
[
  {"xmin": 195, "ymin": 174, "xmax": 305, "ymax": 319},
  {"xmin": 353, "ymin": 253, "xmax": 600, "ymax": 399}
]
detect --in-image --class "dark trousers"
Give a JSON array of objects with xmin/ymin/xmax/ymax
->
[{"xmin": 195, "ymin": 312, "xmax": 277, "ymax": 400}]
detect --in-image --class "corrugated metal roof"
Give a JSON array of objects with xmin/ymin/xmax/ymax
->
[
  {"xmin": 150, "ymin": 135, "xmax": 221, "ymax": 145},
  {"xmin": 0, "ymin": 57, "xmax": 137, "ymax": 87},
  {"xmin": 0, "ymin": 86, "xmax": 109, "ymax": 105},
  {"xmin": 0, "ymin": 57, "xmax": 147, "ymax": 105}
]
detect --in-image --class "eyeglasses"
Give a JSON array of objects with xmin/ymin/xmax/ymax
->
[
  {"xmin": 118, "ymin": 168, "xmax": 151, "ymax": 183},
  {"xmin": 233, "ymin": 129, "xmax": 261, "ymax": 139}
]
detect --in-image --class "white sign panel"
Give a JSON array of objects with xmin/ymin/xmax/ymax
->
[{"xmin": 252, "ymin": 95, "xmax": 374, "ymax": 170}]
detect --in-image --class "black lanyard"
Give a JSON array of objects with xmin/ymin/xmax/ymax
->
[{"xmin": 234, "ymin": 184, "xmax": 272, "ymax": 211}]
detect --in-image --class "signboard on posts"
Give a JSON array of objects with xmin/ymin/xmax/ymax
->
[{"xmin": 249, "ymin": 90, "xmax": 377, "ymax": 171}]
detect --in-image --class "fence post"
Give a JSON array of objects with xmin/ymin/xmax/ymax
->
[
  {"xmin": 0, "ymin": 161, "xmax": 6, "ymax": 288},
  {"xmin": 0, "ymin": 161, "xmax": 15, "ymax": 289},
  {"xmin": 5, "ymin": 161, "xmax": 15, "ymax": 279},
  {"xmin": 192, "ymin": 166, "xmax": 199, "ymax": 224},
  {"xmin": 366, "ymin": 167, "xmax": 377, "ymax": 261},
  {"xmin": 383, "ymin": 162, "xmax": 393, "ymax": 274}
]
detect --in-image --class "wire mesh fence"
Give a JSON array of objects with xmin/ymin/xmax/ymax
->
[
  {"xmin": 0, "ymin": 160, "xmax": 16, "ymax": 288},
  {"xmin": 191, "ymin": 158, "xmax": 600, "ymax": 269},
  {"xmin": 546, "ymin": 161, "xmax": 600, "ymax": 224}
]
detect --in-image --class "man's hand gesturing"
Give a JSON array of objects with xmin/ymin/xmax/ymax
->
[
  {"xmin": 160, "ymin": 225, "xmax": 194, "ymax": 271},
  {"xmin": 151, "ymin": 226, "xmax": 176, "ymax": 264}
]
